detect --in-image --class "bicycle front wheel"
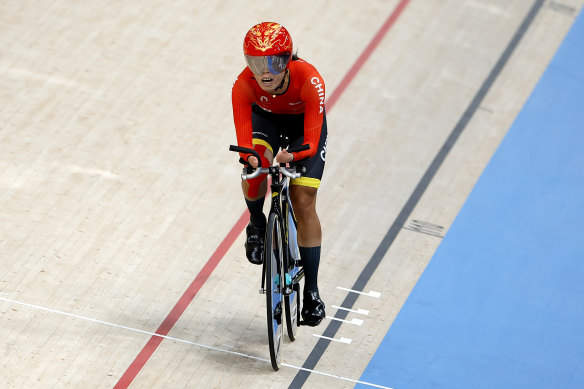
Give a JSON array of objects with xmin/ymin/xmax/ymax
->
[{"xmin": 265, "ymin": 212, "xmax": 284, "ymax": 371}]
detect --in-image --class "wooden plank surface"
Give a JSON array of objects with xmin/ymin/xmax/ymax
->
[{"xmin": 1, "ymin": 0, "xmax": 582, "ymax": 387}]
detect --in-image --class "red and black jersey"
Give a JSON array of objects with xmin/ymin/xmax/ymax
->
[{"xmin": 231, "ymin": 59, "xmax": 325, "ymax": 161}]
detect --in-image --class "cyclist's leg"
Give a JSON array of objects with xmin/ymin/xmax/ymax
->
[
  {"xmin": 242, "ymin": 106, "xmax": 280, "ymax": 264},
  {"xmin": 290, "ymin": 185, "xmax": 324, "ymax": 301},
  {"xmin": 288, "ymin": 115, "xmax": 328, "ymax": 325},
  {"xmin": 290, "ymin": 185, "xmax": 321, "ymax": 247},
  {"xmin": 290, "ymin": 176, "xmax": 323, "ymax": 298},
  {"xmin": 289, "ymin": 112, "xmax": 327, "ymax": 269}
]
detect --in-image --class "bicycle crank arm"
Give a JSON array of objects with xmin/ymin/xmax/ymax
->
[{"xmin": 291, "ymin": 269, "xmax": 304, "ymax": 285}]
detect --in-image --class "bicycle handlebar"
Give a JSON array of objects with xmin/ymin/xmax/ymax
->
[
  {"xmin": 229, "ymin": 144, "xmax": 309, "ymax": 180},
  {"xmin": 229, "ymin": 145, "xmax": 261, "ymax": 165}
]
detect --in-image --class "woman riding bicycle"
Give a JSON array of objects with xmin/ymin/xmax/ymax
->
[{"xmin": 231, "ymin": 22, "xmax": 328, "ymax": 326}]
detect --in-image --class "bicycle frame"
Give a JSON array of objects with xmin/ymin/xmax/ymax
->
[
  {"xmin": 258, "ymin": 165, "xmax": 303, "ymax": 295},
  {"xmin": 229, "ymin": 144, "xmax": 307, "ymax": 368}
]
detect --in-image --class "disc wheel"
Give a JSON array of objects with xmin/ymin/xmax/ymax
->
[{"xmin": 265, "ymin": 213, "xmax": 284, "ymax": 371}]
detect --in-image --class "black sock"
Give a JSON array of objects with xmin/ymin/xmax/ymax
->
[
  {"xmin": 300, "ymin": 246, "xmax": 321, "ymax": 294},
  {"xmin": 245, "ymin": 198, "xmax": 266, "ymax": 227}
]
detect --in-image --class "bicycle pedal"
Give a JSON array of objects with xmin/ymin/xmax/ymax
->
[{"xmin": 259, "ymin": 288, "xmax": 266, "ymax": 294}]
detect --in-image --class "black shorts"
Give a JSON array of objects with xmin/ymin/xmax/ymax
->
[{"xmin": 251, "ymin": 104, "xmax": 327, "ymax": 189}]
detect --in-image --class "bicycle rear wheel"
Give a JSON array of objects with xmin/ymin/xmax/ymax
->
[
  {"xmin": 284, "ymin": 202, "xmax": 301, "ymax": 341},
  {"xmin": 265, "ymin": 212, "xmax": 284, "ymax": 371},
  {"xmin": 284, "ymin": 274, "xmax": 301, "ymax": 341}
]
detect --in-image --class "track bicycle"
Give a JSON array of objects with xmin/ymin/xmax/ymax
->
[{"xmin": 229, "ymin": 144, "xmax": 307, "ymax": 371}]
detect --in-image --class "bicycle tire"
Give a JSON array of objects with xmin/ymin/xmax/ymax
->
[
  {"xmin": 284, "ymin": 281, "xmax": 300, "ymax": 341},
  {"xmin": 265, "ymin": 212, "xmax": 284, "ymax": 371}
]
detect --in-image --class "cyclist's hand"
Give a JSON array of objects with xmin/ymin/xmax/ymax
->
[
  {"xmin": 247, "ymin": 155, "xmax": 260, "ymax": 168},
  {"xmin": 275, "ymin": 150, "xmax": 294, "ymax": 164}
]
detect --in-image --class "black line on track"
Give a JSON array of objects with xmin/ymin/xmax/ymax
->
[{"xmin": 289, "ymin": 1, "xmax": 545, "ymax": 387}]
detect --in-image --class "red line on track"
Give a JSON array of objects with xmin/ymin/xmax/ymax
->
[
  {"xmin": 114, "ymin": 212, "xmax": 249, "ymax": 389},
  {"xmin": 114, "ymin": 1, "xmax": 409, "ymax": 386}
]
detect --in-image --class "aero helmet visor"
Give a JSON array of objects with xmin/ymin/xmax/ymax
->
[{"xmin": 245, "ymin": 54, "xmax": 290, "ymax": 75}]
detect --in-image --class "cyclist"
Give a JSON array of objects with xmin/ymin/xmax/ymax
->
[{"xmin": 231, "ymin": 22, "xmax": 327, "ymax": 326}]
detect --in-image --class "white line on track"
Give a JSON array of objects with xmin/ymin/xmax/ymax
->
[
  {"xmin": 313, "ymin": 334, "xmax": 352, "ymax": 344},
  {"xmin": 0, "ymin": 296, "xmax": 394, "ymax": 389},
  {"xmin": 332, "ymin": 305, "xmax": 370, "ymax": 315},
  {"xmin": 337, "ymin": 286, "xmax": 381, "ymax": 298},
  {"xmin": 327, "ymin": 316, "xmax": 364, "ymax": 326}
]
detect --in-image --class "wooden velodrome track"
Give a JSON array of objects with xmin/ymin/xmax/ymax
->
[{"xmin": 1, "ymin": 1, "xmax": 582, "ymax": 388}]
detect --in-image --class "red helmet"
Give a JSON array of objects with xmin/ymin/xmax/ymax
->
[{"xmin": 243, "ymin": 22, "xmax": 293, "ymax": 75}]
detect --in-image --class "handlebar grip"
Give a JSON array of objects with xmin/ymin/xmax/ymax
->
[{"xmin": 229, "ymin": 145, "xmax": 262, "ymax": 168}]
